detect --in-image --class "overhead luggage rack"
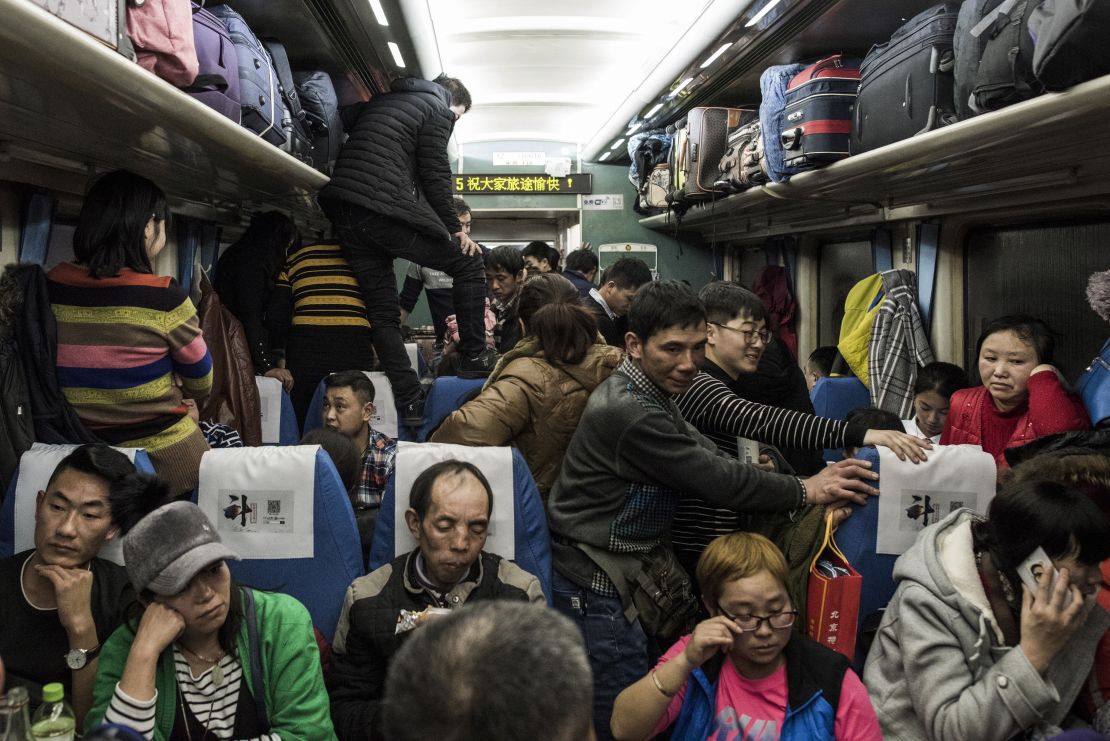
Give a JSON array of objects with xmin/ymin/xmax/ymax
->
[
  {"xmin": 640, "ymin": 72, "xmax": 1110, "ymax": 242},
  {"xmin": 0, "ymin": 0, "xmax": 330, "ymax": 229}
]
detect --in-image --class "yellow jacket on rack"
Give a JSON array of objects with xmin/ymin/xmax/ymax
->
[{"xmin": 836, "ymin": 273, "xmax": 884, "ymax": 387}]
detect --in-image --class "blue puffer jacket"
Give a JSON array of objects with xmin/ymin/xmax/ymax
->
[{"xmin": 671, "ymin": 634, "xmax": 847, "ymax": 740}]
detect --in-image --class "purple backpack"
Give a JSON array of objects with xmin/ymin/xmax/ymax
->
[{"xmin": 182, "ymin": 3, "xmax": 240, "ymax": 123}]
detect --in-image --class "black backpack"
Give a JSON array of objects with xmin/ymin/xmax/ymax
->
[
  {"xmin": 1028, "ymin": 0, "xmax": 1110, "ymax": 90},
  {"xmin": 953, "ymin": 0, "xmax": 1042, "ymax": 119},
  {"xmin": 5, "ymin": 264, "xmax": 102, "ymax": 447}
]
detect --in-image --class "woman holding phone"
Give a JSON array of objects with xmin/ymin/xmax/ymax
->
[{"xmin": 864, "ymin": 477, "xmax": 1110, "ymax": 741}]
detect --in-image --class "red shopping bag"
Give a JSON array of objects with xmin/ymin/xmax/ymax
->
[{"xmin": 806, "ymin": 511, "xmax": 862, "ymax": 659}]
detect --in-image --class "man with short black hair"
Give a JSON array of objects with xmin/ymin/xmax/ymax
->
[
  {"xmin": 320, "ymin": 74, "xmax": 496, "ymax": 429},
  {"xmin": 322, "ymin": 371, "xmax": 396, "ymax": 553},
  {"xmin": 0, "ymin": 445, "xmax": 139, "ymax": 726},
  {"xmin": 547, "ymin": 281, "xmax": 881, "ymax": 741},
  {"xmin": 562, "ymin": 248, "xmax": 599, "ymax": 298},
  {"xmin": 383, "ymin": 601, "xmax": 596, "ymax": 741},
  {"xmin": 329, "ymin": 459, "xmax": 545, "ymax": 741},
  {"xmin": 522, "ymin": 241, "xmax": 557, "ymax": 274},
  {"xmin": 485, "ymin": 245, "xmax": 527, "ymax": 354},
  {"xmin": 584, "ymin": 257, "xmax": 653, "ymax": 347}
]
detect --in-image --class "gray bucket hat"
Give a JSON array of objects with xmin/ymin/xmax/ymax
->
[{"xmin": 123, "ymin": 501, "xmax": 239, "ymax": 596}]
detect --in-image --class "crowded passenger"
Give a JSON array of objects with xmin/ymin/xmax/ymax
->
[
  {"xmin": 398, "ymin": 196, "xmax": 477, "ymax": 347},
  {"xmin": 485, "ymin": 244, "xmax": 527, "ymax": 354},
  {"xmin": 430, "ymin": 273, "xmax": 624, "ymax": 500},
  {"xmin": 0, "ymin": 445, "xmax": 144, "ymax": 726},
  {"xmin": 329, "ymin": 460, "xmax": 544, "ymax": 741},
  {"xmin": 46, "ymin": 170, "xmax": 213, "ymax": 498},
  {"xmin": 268, "ymin": 241, "xmax": 375, "ymax": 427},
  {"xmin": 383, "ymin": 601, "xmax": 596, "ymax": 741},
  {"xmin": 563, "ymin": 247, "xmax": 599, "ymax": 298},
  {"xmin": 584, "ymin": 257, "xmax": 654, "ymax": 348},
  {"xmin": 86, "ymin": 499, "xmax": 334, "ymax": 738},
  {"xmin": 546, "ymin": 280, "xmax": 881, "ymax": 741},
  {"xmin": 902, "ymin": 360, "xmax": 969, "ymax": 443},
  {"xmin": 521, "ymin": 240, "xmax": 558, "ymax": 274},
  {"xmin": 319, "ymin": 73, "xmax": 496, "ymax": 431},
  {"xmin": 941, "ymin": 315, "xmax": 1091, "ymax": 470},
  {"xmin": 212, "ymin": 211, "xmax": 300, "ymax": 392},
  {"xmin": 672, "ymin": 282, "xmax": 929, "ymax": 579},
  {"xmin": 864, "ymin": 476, "xmax": 1110, "ymax": 740},
  {"xmin": 611, "ymin": 532, "xmax": 882, "ymax": 741},
  {"xmin": 322, "ymin": 371, "xmax": 396, "ymax": 554},
  {"xmin": 805, "ymin": 345, "xmax": 838, "ymax": 392}
]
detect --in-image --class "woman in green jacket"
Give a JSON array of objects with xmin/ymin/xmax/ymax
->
[{"xmin": 86, "ymin": 499, "xmax": 335, "ymax": 740}]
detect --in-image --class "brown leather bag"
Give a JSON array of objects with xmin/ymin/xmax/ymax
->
[{"xmin": 195, "ymin": 272, "xmax": 263, "ymax": 446}]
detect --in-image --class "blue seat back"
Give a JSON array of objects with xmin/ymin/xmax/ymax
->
[
  {"xmin": 303, "ymin": 372, "xmax": 410, "ymax": 440},
  {"xmin": 416, "ymin": 376, "xmax": 485, "ymax": 442},
  {"xmin": 0, "ymin": 444, "xmax": 155, "ymax": 561},
  {"xmin": 368, "ymin": 443, "xmax": 552, "ymax": 602},
  {"xmin": 256, "ymin": 376, "xmax": 301, "ymax": 445},
  {"xmin": 810, "ymin": 376, "xmax": 872, "ymax": 462},
  {"xmin": 199, "ymin": 446, "xmax": 363, "ymax": 641}
]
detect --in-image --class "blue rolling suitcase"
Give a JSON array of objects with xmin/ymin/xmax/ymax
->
[{"xmin": 207, "ymin": 4, "xmax": 286, "ymax": 146}]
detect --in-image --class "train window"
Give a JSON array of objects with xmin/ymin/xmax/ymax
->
[
  {"xmin": 818, "ymin": 240, "xmax": 871, "ymax": 346},
  {"xmin": 43, "ymin": 223, "xmax": 76, "ymax": 271},
  {"xmin": 965, "ymin": 221, "xmax": 1110, "ymax": 382}
]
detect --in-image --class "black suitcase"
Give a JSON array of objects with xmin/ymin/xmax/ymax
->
[
  {"xmin": 852, "ymin": 3, "xmax": 961, "ymax": 155},
  {"xmin": 262, "ymin": 38, "xmax": 314, "ymax": 164}
]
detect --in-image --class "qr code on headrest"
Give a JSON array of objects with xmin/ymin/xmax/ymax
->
[{"xmin": 267, "ymin": 499, "xmax": 281, "ymax": 515}]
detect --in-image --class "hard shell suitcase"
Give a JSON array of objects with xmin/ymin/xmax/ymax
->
[
  {"xmin": 183, "ymin": 2, "xmax": 240, "ymax": 124},
  {"xmin": 684, "ymin": 107, "xmax": 752, "ymax": 198},
  {"xmin": 294, "ymin": 70, "xmax": 343, "ymax": 174},
  {"xmin": 207, "ymin": 4, "xmax": 285, "ymax": 145},
  {"xmin": 852, "ymin": 3, "xmax": 960, "ymax": 154},
  {"xmin": 781, "ymin": 54, "xmax": 861, "ymax": 170}
]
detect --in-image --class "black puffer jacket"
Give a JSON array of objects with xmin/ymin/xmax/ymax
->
[{"xmin": 319, "ymin": 78, "xmax": 462, "ymax": 240}]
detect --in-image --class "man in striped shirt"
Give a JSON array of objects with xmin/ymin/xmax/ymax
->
[{"xmin": 672, "ymin": 282, "xmax": 930, "ymax": 579}]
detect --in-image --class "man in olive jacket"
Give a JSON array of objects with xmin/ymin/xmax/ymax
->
[{"xmin": 319, "ymin": 75, "xmax": 496, "ymax": 426}]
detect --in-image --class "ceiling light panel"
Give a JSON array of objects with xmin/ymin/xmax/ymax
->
[{"xmin": 425, "ymin": 0, "xmax": 717, "ymax": 146}]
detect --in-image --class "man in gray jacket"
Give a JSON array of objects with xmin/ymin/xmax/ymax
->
[{"xmin": 546, "ymin": 280, "xmax": 881, "ymax": 741}]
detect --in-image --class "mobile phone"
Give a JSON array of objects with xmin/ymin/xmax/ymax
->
[
  {"xmin": 737, "ymin": 437, "xmax": 760, "ymax": 465},
  {"xmin": 1017, "ymin": 546, "xmax": 1058, "ymax": 593}
]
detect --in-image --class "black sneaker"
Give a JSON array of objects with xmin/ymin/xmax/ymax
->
[
  {"xmin": 458, "ymin": 348, "xmax": 500, "ymax": 379},
  {"xmin": 400, "ymin": 397, "xmax": 425, "ymax": 428}
]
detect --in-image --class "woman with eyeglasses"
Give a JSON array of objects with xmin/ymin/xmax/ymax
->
[
  {"xmin": 46, "ymin": 170, "xmax": 212, "ymax": 497},
  {"xmin": 610, "ymin": 532, "xmax": 881, "ymax": 741}
]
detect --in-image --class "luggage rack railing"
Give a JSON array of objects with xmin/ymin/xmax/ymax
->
[
  {"xmin": 0, "ymin": 0, "xmax": 329, "ymax": 230},
  {"xmin": 640, "ymin": 73, "xmax": 1110, "ymax": 241}
]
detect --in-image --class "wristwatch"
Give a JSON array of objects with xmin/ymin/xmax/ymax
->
[{"xmin": 64, "ymin": 644, "xmax": 101, "ymax": 670}]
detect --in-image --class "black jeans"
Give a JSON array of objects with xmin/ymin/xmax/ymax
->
[{"xmin": 327, "ymin": 202, "xmax": 487, "ymax": 404}]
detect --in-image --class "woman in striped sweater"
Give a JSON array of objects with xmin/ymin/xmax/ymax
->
[{"xmin": 46, "ymin": 170, "xmax": 212, "ymax": 496}]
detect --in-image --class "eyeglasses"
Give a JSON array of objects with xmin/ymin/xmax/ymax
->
[
  {"xmin": 717, "ymin": 605, "xmax": 797, "ymax": 632},
  {"xmin": 709, "ymin": 322, "xmax": 772, "ymax": 345}
]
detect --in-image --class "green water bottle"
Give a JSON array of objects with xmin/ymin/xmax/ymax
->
[{"xmin": 29, "ymin": 684, "xmax": 74, "ymax": 741}]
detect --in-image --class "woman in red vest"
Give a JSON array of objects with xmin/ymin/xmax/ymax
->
[{"xmin": 941, "ymin": 315, "xmax": 1089, "ymax": 470}]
